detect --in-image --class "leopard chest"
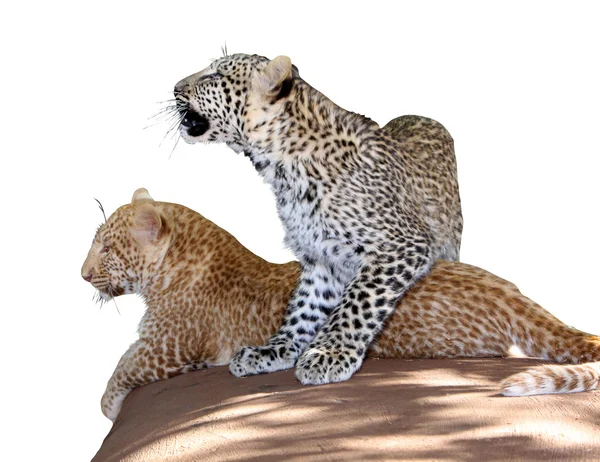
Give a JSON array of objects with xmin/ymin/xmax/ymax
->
[
  {"xmin": 272, "ymin": 171, "xmax": 361, "ymax": 276},
  {"xmin": 274, "ymin": 176, "xmax": 323, "ymax": 255}
]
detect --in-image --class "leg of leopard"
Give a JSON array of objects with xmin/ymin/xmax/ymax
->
[
  {"xmin": 102, "ymin": 339, "xmax": 205, "ymax": 421},
  {"xmin": 229, "ymin": 261, "xmax": 345, "ymax": 377},
  {"xmin": 296, "ymin": 240, "xmax": 432, "ymax": 384}
]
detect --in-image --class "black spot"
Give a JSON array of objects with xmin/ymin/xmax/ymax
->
[
  {"xmin": 322, "ymin": 289, "xmax": 335, "ymax": 300},
  {"xmin": 260, "ymin": 349, "xmax": 274, "ymax": 358},
  {"xmin": 275, "ymin": 77, "xmax": 293, "ymax": 100},
  {"xmin": 320, "ymin": 305, "xmax": 333, "ymax": 316}
]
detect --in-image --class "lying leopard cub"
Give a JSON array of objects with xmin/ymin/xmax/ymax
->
[{"xmin": 82, "ymin": 189, "xmax": 600, "ymax": 421}]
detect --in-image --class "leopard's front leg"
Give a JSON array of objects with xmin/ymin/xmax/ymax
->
[
  {"xmin": 102, "ymin": 339, "xmax": 204, "ymax": 421},
  {"xmin": 229, "ymin": 261, "xmax": 345, "ymax": 377},
  {"xmin": 296, "ymin": 241, "xmax": 432, "ymax": 385}
]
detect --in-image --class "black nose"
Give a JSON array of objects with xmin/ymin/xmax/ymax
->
[{"xmin": 181, "ymin": 110, "xmax": 210, "ymax": 137}]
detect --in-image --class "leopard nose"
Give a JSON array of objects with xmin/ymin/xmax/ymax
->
[
  {"xmin": 82, "ymin": 269, "xmax": 94, "ymax": 282},
  {"xmin": 174, "ymin": 70, "xmax": 206, "ymax": 96},
  {"xmin": 174, "ymin": 78, "xmax": 191, "ymax": 96}
]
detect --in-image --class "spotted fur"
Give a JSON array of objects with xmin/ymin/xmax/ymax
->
[
  {"xmin": 82, "ymin": 190, "xmax": 599, "ymax": 420},
  {"xmin": 174, "ymin": 53, "xmax": 463, "ymax": 384}
]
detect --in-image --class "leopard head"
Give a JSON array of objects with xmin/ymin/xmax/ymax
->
[
  {"xmin": 81, "ymin": 188, "xmax": 169, "ymax": 301},
  {"xmin": 174, "ymin": 53, "xmax": 298, "ymax": 152}
]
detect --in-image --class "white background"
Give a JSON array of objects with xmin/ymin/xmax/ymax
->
[{"xmin": 2, "ymin": 1, "xmax": 599, "ymax": 461}]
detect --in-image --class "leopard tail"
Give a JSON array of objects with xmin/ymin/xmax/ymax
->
[{"xmin": 501, "ymin": 326, "xmax": 600, "ymax": 396}]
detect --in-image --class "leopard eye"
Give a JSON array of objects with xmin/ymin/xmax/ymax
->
[
  {"xmin": 199, "ymin": 72, "xmax": 222, "ymax": 83},
  {"xmin": 100, "ymin": 244, "xmax": 112, "ymax": 254}
]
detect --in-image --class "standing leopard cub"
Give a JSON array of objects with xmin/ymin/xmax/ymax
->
[
  {"xmin": 83, "ymin": 189, "xmax": 600, "ymax": 421},
  {"xmin": 174, "ymin": 53, "xmax": 463, "ymax": 384}
]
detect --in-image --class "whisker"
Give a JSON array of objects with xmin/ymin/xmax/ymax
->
[
  {"xmin": 144, "ymin": 105, "xmax": 182, "ymax": 126},
  {"xmin": 165, "ymin": 108, "xmax": 186, "ymax": 159},
  {"xmin": 143, "ymin": 110, "xmax": 183, "ymax": 131},
  {"xmin": 154, "ymin": 97, "xmax": 180, "ymax": 105},
  {"xmin": 160, "ymin": 112, "xmax": 185, "ymax": 149},
  {"xmin": 167, "ymin": 112, "xmax": 185, "ymax": 134},
  {"xmin": 143, "ymin": 99, "xmax": 186, "ymax": 131},
  {"xmin": 112, "ymin": 297, "xmax": 121, "ymax": 316},
  {"xmin": 168, "ymin": 130, "xmax": 183, "ymax": 160},
  {"xmin": 143, "ymin": 95, "xmax": 188, "ymax": 156},
  {"xmin": 147, "ymin": 106, "xmax": 181, "ymax": 120},
  {"xmin": 95, "ymin": 292, "xmax": 106, "ymax": 310}
]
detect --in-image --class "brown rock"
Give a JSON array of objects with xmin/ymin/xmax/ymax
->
[{"xmin": 93, "ymin": 358, "xmax": 600, "ymax": 461}]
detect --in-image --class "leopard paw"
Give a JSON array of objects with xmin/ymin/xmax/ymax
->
[
  {"xmin": 101, "ymin": 389, "xmax": 128, "ymax": 422},
  {"xmin": 229, "ymin": 345, "xmax": 295, "ymax": 377},
  {"xmin": 295, "ymin": 347, "xmax": 363, "ymax": 385}
]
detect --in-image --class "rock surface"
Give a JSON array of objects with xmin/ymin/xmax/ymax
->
[{"xmin": 93, "ymin": 358, "xmax": 600, "ymax": 461}]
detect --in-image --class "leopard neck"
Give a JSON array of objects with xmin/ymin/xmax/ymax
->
[
  {"xmin": 138, "ymin": 207, "xmax": 206, "ymax": 304},
  {"xmin": 241, "ymin": 79, "xmax": 378, "ymax": 185}
]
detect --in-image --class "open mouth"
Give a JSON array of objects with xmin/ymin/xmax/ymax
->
[{"xmin": 180, "ymin": 109, "xmax": 210, "ymax": 137}]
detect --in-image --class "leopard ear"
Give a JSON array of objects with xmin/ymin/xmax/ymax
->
[
  {"xmin": 131, "ymin": 203, "xmax": 163, "ymax": 244},
  {"xmin": 131, "ymin": 188, "xmax": 154, "ymax": 204},
  {"xmin": 255, "ymin": 55, "xmax": 294, "ymax": 101}
]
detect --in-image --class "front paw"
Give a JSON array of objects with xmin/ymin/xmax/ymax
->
[
  {"xmin": 101, "ymin": 389, "xmax": 128, "ymax": 422},
  {"xmin": 229, "ymin": 345, "xmax": 295, "ymax": 377},
  {"xmin": 295, "ymin": 347, "xmax": 363, "ymax": 385}
]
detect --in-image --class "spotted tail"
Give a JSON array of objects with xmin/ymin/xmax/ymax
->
[
  {"xmin": 500, "ymin": 362, "xmax": 600, "ymax": 396},
  {"xmin": 501, "ymin": 329, "xmax": 600, "ymax": 396}
]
